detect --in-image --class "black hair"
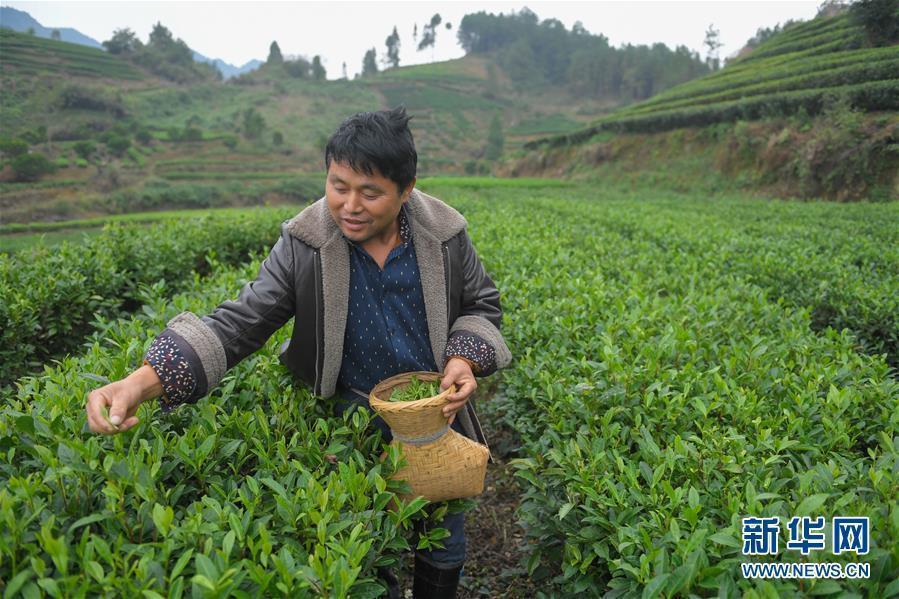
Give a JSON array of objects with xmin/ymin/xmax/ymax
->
[{"xmin": 324, "ymin": 106, "xmax": 417, "ymax": 193}]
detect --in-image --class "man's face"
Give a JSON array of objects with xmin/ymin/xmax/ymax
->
[{"xmin": 326, "ymin": 160, "xmax": 414, "ymax": 245}]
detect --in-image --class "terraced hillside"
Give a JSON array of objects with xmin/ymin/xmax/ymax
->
[
  {"xmin": 0, "ymin": 28, "xmax": 612, "ymax": 225},
  {"xmin": 0, "ymin": 27, "xmax": 145, "ymax": 80},
  {"xmin": 529, "ymin": 12, "xmax": 899, "ymax": 146}
]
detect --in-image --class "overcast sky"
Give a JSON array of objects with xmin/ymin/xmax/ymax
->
[{"xmin": 3, "ymin": 1, "xmax": 821, "ymax": 78}]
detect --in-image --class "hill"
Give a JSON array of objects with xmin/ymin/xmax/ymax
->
[
  {"xmin": 514, "ymin": 8, "xmax": 899, "ymax": 201},
  {"xmin": 0, "ymin": 17, "xmax": 711, "ymax": 225}
]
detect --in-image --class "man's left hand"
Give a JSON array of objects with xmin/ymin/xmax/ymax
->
[{"xmin": 440, "ymin": 357, "xmax": 478, "ymax": 425}]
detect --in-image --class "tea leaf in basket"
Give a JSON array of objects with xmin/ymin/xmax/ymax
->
[{"xmin": 389, "ymin": 375, "xmax": 442, "ymax": 402}]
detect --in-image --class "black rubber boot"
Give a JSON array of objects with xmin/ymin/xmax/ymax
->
[
  {"xmin": 412, "ymin": 554, "xmax": 463, "ymax": 599},
  {"xmin": 377, "ymin": 566, "xmax": 401, "ymax": 599}
]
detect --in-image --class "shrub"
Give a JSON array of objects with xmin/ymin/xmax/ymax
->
[
  {"xmin": 105, "ymin": 135, "xmax": 131, "ymax": 156},
  {"xmin": 0, "ymin": 138, "xmax": 29, "ymax": 158},
  {"xmin": 135, "ymin": 128, "xmax": 153, "ymax": 145},
  {"xmin": 10, "ymin": 153, "xmax": 56, "ymax": 182},
  {"xmin": 73, "ymin": 140, "xmax": 96, "ymax": 160}
]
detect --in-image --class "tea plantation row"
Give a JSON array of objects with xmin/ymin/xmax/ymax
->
[
  {"xmin": 1, "ymin": 251, "xmax": 456, "ymax": 597},
  {"xmin": 0, "ymin": 207, "xmax": 299, "ymax": 386},
  {"xmin": 1, "ymin": 183, "xmax": 897, "ymax": 597},
  {"xmin": 445, "ymin": 185, "xmax": 897, "ymax": 596}
]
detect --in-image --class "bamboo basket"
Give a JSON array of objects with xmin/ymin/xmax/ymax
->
[{"xmin": 369, "ymin": 371, "xmax": 490, "ymax": 502}]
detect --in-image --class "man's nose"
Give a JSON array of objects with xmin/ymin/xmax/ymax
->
[{"xmin": 345, "ymin": 190, "xmax": 363, "ymax": 213}]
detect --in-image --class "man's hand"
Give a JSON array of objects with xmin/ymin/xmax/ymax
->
[
  {"xmin": 85, "ymin": 365, "xmax": 161, "ymax": 435},
  {"xmin": 440, "ymin": 357, "xmax": 478, "ymax": 425}
]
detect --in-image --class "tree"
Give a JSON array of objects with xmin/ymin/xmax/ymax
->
[
  {"xmin": 51, "ymin": 29, "xmax": 61, "ymax": 41},
  {"xmin": 362, "ymin": 48, "xmax": 378, "ymax": 76},
  {"xmin": 341, "ymin": 61, "xmax": 348, "ymax": 79},
  {"xmin": 149, "ymin": 22, "xmax": 174, "ymax": 48},
  {"xmin": 418, "ymin": 13, "xmax": 442, "ymax": 51},
  {"xmin": 267, "ymin": 41, "xmax": 283, "ymax": 65},
  {"xmin": 11, "ymin": 153, "xmax": 54, "ymax": 182},
  {"xmin": 850, "ymin": 0, "xmax": 899, "ymax": 45},
  {"xmin": 385, "ymin": 26, "xmax": 401, "ymax": 69},
  {"xmin": 703, "ymin": 24, "xmax": 722, "ymax": 70},
  {"xmin": 242, "ymin": 108, "xmax": 266, "ymax": 140},
  {"xmin": 485, "ymin": 113, "xmax": 504, "ymax": 160},
  {"xmin": 311, "ymin": 55, "xmax": 326, "ymax": 80},
  {"xmin": 103, "ymin": 28, "xmax": 140, "ymax": 55}
]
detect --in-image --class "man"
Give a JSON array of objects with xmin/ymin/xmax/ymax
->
[{"xmin": 85, "ymin": 106, "xmax": 512, "ymax": 598}]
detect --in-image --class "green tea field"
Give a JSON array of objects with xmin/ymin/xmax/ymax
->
[{"xmin": 1, "ymin": 180, "xmax": 897, "ymax": 597}]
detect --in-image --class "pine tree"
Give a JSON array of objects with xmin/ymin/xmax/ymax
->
[
  {"xmin": 362, "ymin": 48, "xmax": 378, "ymax": 76},
  {"xmin": 267, "ymin": 41, "xmax": 283, "ymax": 65},
  {"xmin": 385, "ymin": 26, "xmax": 401, "ymax": 69}
]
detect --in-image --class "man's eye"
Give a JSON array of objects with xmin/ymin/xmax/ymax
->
[
  {"xmin": 363, "ymin": 193, "xmax": 379, "ymax": 200},
  {"xmin": 335, "ymin": 187, "xmax": 348, "ymax": 193}
]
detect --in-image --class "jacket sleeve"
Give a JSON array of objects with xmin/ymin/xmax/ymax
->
[
  {"xmin": 143, "ymin": 223, "xmax": 297, "ymax": 410},
  {"xmin": 444, "ymin": 229, "xmax": 512, "ymax": 376}
]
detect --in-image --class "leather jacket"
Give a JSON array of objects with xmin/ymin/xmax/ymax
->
[{"xmin": 168, "ymin": 189, "xmax": 512, "ymax": 448}]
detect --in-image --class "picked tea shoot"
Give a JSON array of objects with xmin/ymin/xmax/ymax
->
[{"xmin": 389, "ymin": 375, "xmax": 442, "ymax": 402}]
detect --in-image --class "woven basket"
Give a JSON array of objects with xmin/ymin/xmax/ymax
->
[{"xmin": 369, "ymin": 371, "xmax": 490, "ymax": 502}]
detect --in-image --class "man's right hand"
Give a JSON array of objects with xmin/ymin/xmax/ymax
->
[{"xmin": 86, "ymin": 364, "xmax": 162, "ymax": 435}]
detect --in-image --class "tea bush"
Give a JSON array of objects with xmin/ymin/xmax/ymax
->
[
  {"xmin": 0, "ymin": 208, "xmax": 299, "ymax": 386},
  {"xmin": 1, "ymin": 257, "xmax": 444, "ymax": 597},
  {"xmin": 436, "ymin": 186, "xmax": 899, "ymax": 596}
]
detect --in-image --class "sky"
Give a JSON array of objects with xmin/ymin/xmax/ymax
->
[{"xmin": 2, "ymin": 0, "xmax": 822, "ymax": 78}]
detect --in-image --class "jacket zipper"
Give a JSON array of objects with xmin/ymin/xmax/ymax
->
[{"xmin": 313, "ymin": 249, "xmax": 323, "ymax": 395}]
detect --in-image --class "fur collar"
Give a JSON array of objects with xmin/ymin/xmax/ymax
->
[{"xmin": 284, "ymin": 188, "xmax": 467, "ymax": 248}]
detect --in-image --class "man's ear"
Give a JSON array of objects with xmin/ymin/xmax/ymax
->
[{"xmin": 402, "ymin": 178, "xmax": 416, "ymax": 202}]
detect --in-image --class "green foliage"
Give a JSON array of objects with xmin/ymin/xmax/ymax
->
[
  {"xmin": 311, "ymin": 55, "xmax": 326, "ymax": 81},
  {"xmin": 241, "ymin": 108, "xmax": 266, "ymax": 140},
  {"xmin": 0, "ymin": 137, "xmax": 28, "ymax": 158},
  {"xmin": 58, "ymin": 85, "xmax": 126, "ymax": 117},
  {"xmin": 0, "ymin": 208, "xmax": 298, "ymax": 386},
  {"xmin": 283, "ymin": 58, "xmax": 311, "ymax": 79},
  {"xmin": 533, "ymin": 12, "xmax": 894, "ymax": 147},
  {"xmin": 458, "ymin": 8, "xmax": 709, "ymax": 99},
  {"xmin": 414, "ymin": 183, "xmax": 899, "ymax": 596},
  {"xmin": 389, "ymin": 376, "xmax": 442, "ymax": 402},
  {"xmin": 362, "ymin": 48, "xmax": 378, "ymax": 77},
  {"xmin": 104, "ymin": 134, "xmax": 131, "ymax": 156},
  {"xmin": 272, "ymin": 130, "xmax": 284, "ymax": 146},
  {"xmin": 0, "ymin": 256, "xmax": 431, "ymax": 597},
  {"xmin": 135, "ymin": 128, "xmax": 153, "ymax": 145},
  {"xmin": 485, "ymin": 114, "xmax": 504, "ymax": 160},
  {"xmin": 849, "ymin": 0, "xmax": 899, "ymax": 46},
  {"xmin": 385, "ymin": 27, "xmax": 401, "ymax": 69},
  {"xmin": 0, "ymin": 28, "xmax": 145, "ymax": 81},
  {"xmin": 10, "ymin": 153, "xmax": 55, "ymax": 182},
  {"xmin": 73, "ymin": 140, "xmax": 96, "ymax": 160},
  {"xmin": 102, "ymin": 28, "xmax": 141, "ymax": 55},
  {"xmin": 266, "ymin": 40, "xmax": 283, "ymax": 65}
]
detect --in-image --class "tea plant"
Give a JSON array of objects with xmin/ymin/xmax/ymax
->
[
  {"xmin": 0, "ymin": 208, "xmax": 297, "ymax": 387},
  {"xmin": 0, "ymin": 254, "xmax": 448, "ymax": 598},
  {"xmin": 437, "ymin": 185, "xmax": 899, "ymax": 596}
]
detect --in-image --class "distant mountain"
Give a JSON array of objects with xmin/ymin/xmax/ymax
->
[
  {"xmin": 0, "ymin": 6, "xmax": 102, "ymax": 48},
  {"xmin": 0, "ymin": 6, "xmax": 261, "ymax": 78},
  {"xmin": 192, "ymin": 51, "xmax": 263, "ymax": 79}
]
